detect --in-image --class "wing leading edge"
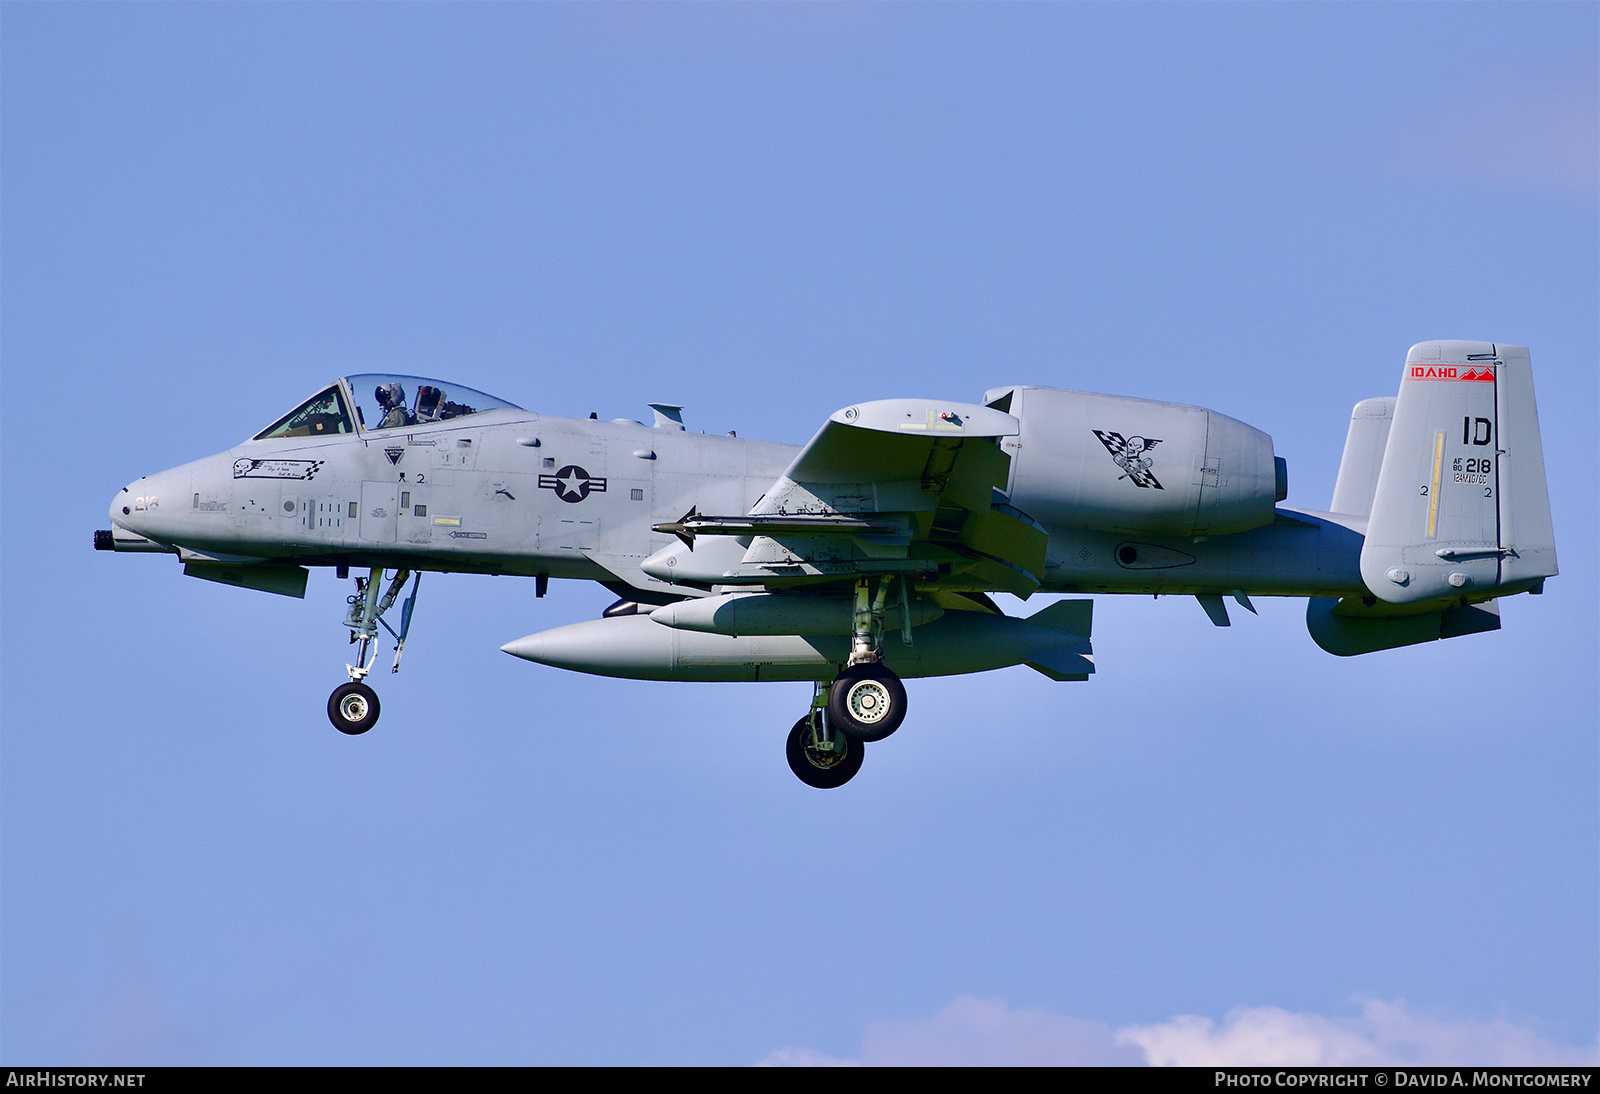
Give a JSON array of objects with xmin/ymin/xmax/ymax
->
[{"xmin": 643, "ymin": 398, "xmax": 1046, "ymax": 595}]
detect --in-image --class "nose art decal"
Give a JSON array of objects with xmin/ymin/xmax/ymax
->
[
  {"xmin": 1091, "ymin": 430, "xmax": 1164, "ymax": 490},
  {"xmin": 233, "ymin": 458, "xmax": 324, "ymax": 481}
]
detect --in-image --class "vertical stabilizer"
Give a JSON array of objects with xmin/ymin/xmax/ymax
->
[
  {"xmin": 1360, "ymin": 341, "xmax": 1556, "ymax": 605},
  {"xmin": 1492, "ymin": 346, "xmax": 1557, "ymax": 589},
  {"xmin": 1330, "ymin": 397, "xmax": 1395, "ymax": 519}
]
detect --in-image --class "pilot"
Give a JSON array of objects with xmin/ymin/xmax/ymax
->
[{"xmin": 375, "ymin": 383, "xmax": 411, "ymax": 429}]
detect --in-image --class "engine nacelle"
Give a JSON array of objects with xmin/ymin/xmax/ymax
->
[{"xmin": 986, "ymin": 385, "xmax": 1281, "ymax": 538}]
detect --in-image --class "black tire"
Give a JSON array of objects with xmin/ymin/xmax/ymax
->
[
  {"xmin": 785, "ymin": 714, "xmax": 864, "ymax": 789},
  {"xmin": 826, "ymin": 662, "xmax": 907, "ymax": 742},
  {"xmin": 328, "ymin": 682, "xmax": 380, "ymax": 735}
]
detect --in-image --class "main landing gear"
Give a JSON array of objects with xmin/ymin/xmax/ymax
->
[
  {"xmin": 327, "ymin": 567, "xmax": 421, "ymax": 735},
  {"xmin": 784, "ymin": 577, "xmax": 910, "ymax": 788},
  {"xmin": 827, "ymin": 662, "xmax": 906, "ymax": 742},
  {"xmin": 786, "ymin": 706, "xmax": 863, "ymax": 789}
]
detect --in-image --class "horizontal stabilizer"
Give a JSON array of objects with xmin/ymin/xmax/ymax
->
[{"xmin": 1306, "ymin": 596, "xmax": 1499, "ymax": 656}]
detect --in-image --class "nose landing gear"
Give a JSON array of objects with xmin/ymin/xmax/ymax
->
[
  {"xmin": 327, "ymin": 567, "xmax": 420, "ymax": 734},
  {"xmin": 328, "ymin": 681, "xmax": 380, "ymax": 735}
]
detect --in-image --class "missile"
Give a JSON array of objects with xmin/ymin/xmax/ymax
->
[
  {"xmin": 501, "ymin": 600, "xmax": 1094, "ymax": 683},
  {"xmin": 648, "ymin": 591, "xmax": 944, "ymax": 636}
]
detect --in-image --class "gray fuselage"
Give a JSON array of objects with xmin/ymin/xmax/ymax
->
[{"xmin": 111, "ymin": 400, "xmax": 1366, "ymax": 602}]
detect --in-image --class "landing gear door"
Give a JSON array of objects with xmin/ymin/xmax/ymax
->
[
  {"xmin": 538, "ymin": 513, "xmax": 600, "ymax": 552},
  {"xmin": 360, "ymin": 481, "xmax": 399, "ymax": 543}
]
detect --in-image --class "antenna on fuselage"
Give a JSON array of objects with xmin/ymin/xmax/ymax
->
[{"xmin": 648, "ymin": 404, "xmax": 686, "ymax": 431}]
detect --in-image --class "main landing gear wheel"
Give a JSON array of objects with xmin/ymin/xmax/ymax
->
[
  {"xmin": 328, "ymin": 682, "xmax": 380, "ymax": 735},
  {"xmin": 826, "ymin": 662, "xmax": 907, "ymax": 742},
  {"xmin": 786, "ymin": 715, "xmax": 864, "ymax": 789}
]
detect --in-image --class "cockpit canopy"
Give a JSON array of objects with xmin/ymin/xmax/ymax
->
[
  {"xmin": 345, "ymin": 374, "xmax": 522, "ymax": 433},
  {"xmin": 254, "ymin": 386, "xmax": 354, "ymax": 440},
  {"xmin": 254, "ymin": 375, "xmax": 522, "ymax": 441}
]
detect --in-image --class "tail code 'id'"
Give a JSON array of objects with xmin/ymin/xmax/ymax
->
[{"xmin": 1360, "ymin": 340, "xmax": 1556, "ymax": 606}]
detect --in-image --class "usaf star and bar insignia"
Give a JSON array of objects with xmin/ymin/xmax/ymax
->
[{"xmin": 538, "ymin": 465, "xmax": 608, "ymax": 503}]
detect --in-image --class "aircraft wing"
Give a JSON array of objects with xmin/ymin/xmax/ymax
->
[{"xmin": 649, "ymin": 398, "xmax": 1048, "ymax": 595}]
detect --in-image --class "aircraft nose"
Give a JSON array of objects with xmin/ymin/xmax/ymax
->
[
  {"xmin": 111, "ymin": 482, "xmax": 143, "ymax": 529},
  {"xmin": 109, "ymin": 466, "xmax": 189, "ymax": 538}
]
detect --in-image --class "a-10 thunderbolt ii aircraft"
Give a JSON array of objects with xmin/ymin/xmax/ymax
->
[{"xmin": 98, "ymin": 340, "xmax": 1556, "ymax": 788}]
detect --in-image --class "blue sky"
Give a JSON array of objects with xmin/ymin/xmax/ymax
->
[{"xmin": 2, "ymin": 2, "xmax": 1595, "ymax": 1065}]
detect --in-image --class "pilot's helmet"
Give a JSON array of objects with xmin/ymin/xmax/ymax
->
[{"xmin": 376, "ymin": 382, "xmax": 406, "ymax": 409}]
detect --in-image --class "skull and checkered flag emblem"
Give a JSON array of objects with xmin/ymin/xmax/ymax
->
[{"xmin": 1092, "ymin": 430, "xmax": 1164, "ymax": 489}]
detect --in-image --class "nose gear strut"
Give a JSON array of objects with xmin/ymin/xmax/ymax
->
[{"xmin": 328, "ymin": 567, "xmax": 422, "ymax": 734}]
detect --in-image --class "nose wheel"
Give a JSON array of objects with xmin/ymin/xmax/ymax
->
[
  {"xmin": 326, "ymin": 567, "xmax": 422, "ymax": 735},
  {"xmin": 328, "ymin": 682, "xmax": 380, "ymax": 735}
]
